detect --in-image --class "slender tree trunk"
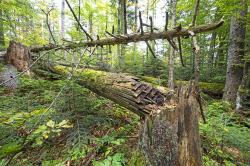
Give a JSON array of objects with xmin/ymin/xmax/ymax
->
[
  {"xmin": 168, "ymin": 0, "xmax": 177, "ymax": 90},
  {"xmin": 0, "ymin": 0, "xmax": 5, "ymax": 48},
  {"xmin": 118, "ymin": 0, "xmax": 125, "ymax": 70},
  {"xmin": 61, "ymin": 0, "xmax": 65, "ymax": 39},
  {"xmin": 117, "ymin": 1, "xmax": 121, "ymax": 69},
  {"xmin": 88, "ymin": 12, "xmax": 93, "ymax": 34},
  {"xmin": 133, "ymin": 0, "xmax": 138, "ymax": 67},
  {"xmin": 61, "ymin": 0, "xmax": 67, "ymax": 59},
  {"xmin": 223, "ymin": 0, "xmax": 247, "ymax": 104},
  {"xmin": 216, "ymin": 35, "xmax": 226, "ymax": 67}
]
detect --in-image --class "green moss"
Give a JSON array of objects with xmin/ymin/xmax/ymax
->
[
  {"xmin": 0, "ymin": 63, "xmax": 5, "ymax": 72},
  {"xmin": 0, "ymin": 142, "xmax": 22, "ymax": 158},
  {"xmin": 127, "ymin": 151, "xmax": 147, "ymax": 166}
]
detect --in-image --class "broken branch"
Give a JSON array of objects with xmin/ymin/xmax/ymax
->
[
  {"xmin": 65, "ymin": 0, "xmax": 93, "ymax": 41},
  {"xmin": 30, "ymin": 20, "xmax": 224, "ymax": 53}
]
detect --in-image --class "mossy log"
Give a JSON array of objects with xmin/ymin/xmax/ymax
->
[
  {"xmin": 140, "ymin": 76, "xmax": 224, "ymax": 98},
  {"xmin": 48, "ymin": 65, "xmax": 202, "ymax": 166}
]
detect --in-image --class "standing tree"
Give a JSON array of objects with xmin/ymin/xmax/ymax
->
[
  {"xmin": 223, "ymin": 0, "xmax": 248, "ymax": 104},
  {"xmin": 0, "ymin": 0, "xmax": 4, "ymax": 48},
  {"xmin": 168, "ymin": 0, "xmax": 177, "ymax": 90}
]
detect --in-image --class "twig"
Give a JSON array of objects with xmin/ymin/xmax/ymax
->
[
  {"xmin": 139, "ymin": 11, "xmax": 143, "ymax": 35},
  {"xmin": 177, "ymin": 36, "xmax": 185, "ymax": 67},
  {"xmin": 166, "ymin": 38, "xmax": 177, "ymax": 50},
  {"xmin": 65, "ymin": 0, "xmax": 93, "ymax": 41},
  {"xmin": 105, "ymin": 31, "xmax": 119, "ymax": 39},
  {"xmin": 145, "ymin": 41, "xmax": 156, "ymax": 58},
  {"xmin": 165, "ymin": 11, "xmax": 168, "ymax": 31},
  {"xmin": 191, "ymin": 0, "xmax": 200, "ymax": 27},
  {"xmin": 41, "ymin": 8, "xmax": 56, "ymax": 44},
  {"xmin": 149, "ymin": 16, "xmax": 153, "ymax": 33},
  {"xmin": 142, "ymin": 23, "xmax": 159, "ymax": 31}
]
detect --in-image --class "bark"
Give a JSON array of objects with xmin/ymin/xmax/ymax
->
[
  {"xmin": 190, "ymin": 0, "xmax": 201, "ymax": 87},
  {"xmin": 236, "ymin": 61, "xmax": 250, "ymax": 113},
  {"xmin": 168, "ymin": 0, "xmax": 177, "ymax": 91},
  {"xmin": 30, "ymin": 20, "xmax": 224, "ymax": 53},
  {"xmin": 223, "ymin": 0, "xmax": 247, "ymax": 104},
  {"xmin": 122, "ymin": 0, "xmax": 127, "ymax": 35},
  {"xmin": 0, "ymin": 0, "xmax": 4, "ymax": 48},
  {"xmin": 140, "ymin": 83, "xmax": 202, "ymax": 166}
]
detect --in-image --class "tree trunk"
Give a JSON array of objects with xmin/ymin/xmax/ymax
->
[
  {"xmin": 223, "ymin": 0, "xmax": 247, "ymax": 104},
  {"xmin": 236, "ymin": 61, "xmax": 250, "ymax": 113},
  {"xmin": 0, "ymin": 0, "xmax": 4, "ymax": 48},
  {"xmin": 168, "ymin": 0, "xmax": 177, "ymax": 90},
  {"xmin": 61, "ymin": 0, "xmax": 65, "ymax": 39},
  {"xmin": 133, "ymin": 0, "xmax": 138, "ymax": 66}
]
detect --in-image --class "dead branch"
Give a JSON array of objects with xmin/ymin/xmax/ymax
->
[
  {"xmin": 177, "ymin": 36, "xmax": 185, "ymax": 67},
  {"xmin": 41, "ymin": 8, "xmax": 56, "ymax": 44},
  {"xmin": 65, "ymin": 0, "xmax": 93, "ymax": 41},
  {"xmin": 165, "ymin": 11, "xmax": 169, "ymax": 31},
  {"xmin": 145, "ymin": 41, "xmax": 156, "ymax": 58},
  {"xmin": 30, "ymin": 20, "xmax": 224, "ymax": 53},
  {"xmin": 139, "ymin": 11, "xmax": 144, "ymax": 35}
]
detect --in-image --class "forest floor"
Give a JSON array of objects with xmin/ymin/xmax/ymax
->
[{"xmin": 0, "ymin": 74, "xmax": 249, "ymax": 166}]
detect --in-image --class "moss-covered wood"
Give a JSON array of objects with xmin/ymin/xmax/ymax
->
[
  {"xmin": 140, "ymin": 76, "xmax": 224, "ymax": 98},
  {"xmin": 52, "ymin": 65, "xmax": 171, "ymax": 117}
]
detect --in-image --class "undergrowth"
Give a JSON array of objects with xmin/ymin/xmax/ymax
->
[{"xmin": 0, "ymin": 75, "xmax": 249, "ymax": 166}]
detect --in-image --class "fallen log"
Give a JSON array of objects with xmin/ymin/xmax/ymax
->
[
  {"xmin": 45, "ymin": 65, "xmax": 202, "ymax": 166},
  {"xmin": 30, "ymin": 20, "xmax": 224, "ymax": 53}
]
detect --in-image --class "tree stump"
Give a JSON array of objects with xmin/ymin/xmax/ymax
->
[
  {"xmin": 5, "ymin": 41, "xmax": 31, "ymax": 75},
  {"xmin": 139, "ymin": 83, "xmax": 202, "ymax": 166}
]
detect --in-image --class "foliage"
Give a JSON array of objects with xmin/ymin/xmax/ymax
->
[{"xmin": 200, "ymin": 101, "xmax": 250, "ymax": 165}]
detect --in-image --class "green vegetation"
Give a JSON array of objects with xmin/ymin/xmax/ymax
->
[
  {"xmin": 0, "ymin": 0, "xmax": 249, "ymax": 165},
  {"xmin": 0, "ymin": 75, "xmax": 249, "ymax": 165}
]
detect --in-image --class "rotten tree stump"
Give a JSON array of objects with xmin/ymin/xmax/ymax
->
[
  {"xmin": 140, "ymin": 83, "xmax": 202, "ymax": 166},
  {"xmin": 5, "ymin": 41, "xmax": 31, "ymax": 75}
]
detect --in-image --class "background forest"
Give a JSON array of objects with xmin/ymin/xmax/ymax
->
[{"xmin": 0, "ymin": 0, "xmax": 249, "ymax": 165}]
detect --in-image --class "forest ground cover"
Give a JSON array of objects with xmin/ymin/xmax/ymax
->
[{"xmin": 0, "ymin": 73, "xmax": 249, "ymax": 166}]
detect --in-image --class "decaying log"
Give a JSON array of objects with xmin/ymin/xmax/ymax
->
[
  {"xmin": 42, "ymin": 65, "xmax": 202, "ymax": 165},
  {"xmin": 49, "ymin": 65, "xmax": 170, "ymax": 117},
  {"xmin": 30, "ymin": 20, "xmax": 224, "ymax": 53}
]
